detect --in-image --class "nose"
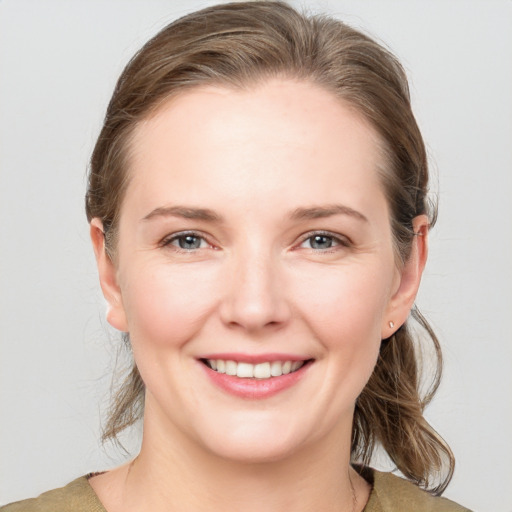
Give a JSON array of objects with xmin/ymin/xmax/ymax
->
[{"xmin": 219, "ymin": 246, "xmax": 291, "ymax": 333}]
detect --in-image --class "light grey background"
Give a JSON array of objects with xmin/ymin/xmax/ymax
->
[{"xmin": 1, "ymin": 1, "xmax": 511, "ymax": 510}]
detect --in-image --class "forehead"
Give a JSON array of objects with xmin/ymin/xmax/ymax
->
[
  {"xmin": 133, "ymin": 78, "xmax": 382, "ymax": 155},
  {"xmin": 124, "ymin": 79, "xmax": 387, "ymax": 219}
]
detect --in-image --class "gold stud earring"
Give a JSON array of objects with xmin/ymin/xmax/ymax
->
[{"xmin": 389, "ymin": 321, "xmax": 395, "ymax": 328}]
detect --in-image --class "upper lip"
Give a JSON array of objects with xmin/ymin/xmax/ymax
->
[{"xmin": 198, "ymin": 353, "xmax": 312, "ymax": 364}]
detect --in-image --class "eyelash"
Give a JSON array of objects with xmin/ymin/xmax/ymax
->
[
  {"xmin": 296, "ymin": 231, "xmax": 352, "ymax": 253},
  {"xmin": 160, "ymin": 231, "xmax": 214, "ymax": 253},
  {"xmin": 160, "ymin": 230, "xmax": 351, "ymax": 254}
]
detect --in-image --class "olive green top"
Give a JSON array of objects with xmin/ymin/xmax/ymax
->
[{"xmin": 1, "ymin": 468, "xmax": 471, "ymax": 511}]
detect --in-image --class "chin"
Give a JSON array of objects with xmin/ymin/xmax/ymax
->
[
  {"xmin": 193, "ymin": 414, "xmax": 321, "ymax": 464},
  {"xmin": 207, "ymin": 437, "xmax": 300, "ymax": 464}
]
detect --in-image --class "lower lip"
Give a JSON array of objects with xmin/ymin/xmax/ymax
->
[{"xmin": 200, "ymin": 361, "xmax": 312, "ymax": 399}]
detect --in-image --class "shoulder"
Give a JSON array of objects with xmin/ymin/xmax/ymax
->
[
  {"xmin": 363, "ymin": 468, "xmax": 472, "ymax": 512},
  {"xmin": 0, "ymin": 477, "xmax": 106, "ymax": 512}
]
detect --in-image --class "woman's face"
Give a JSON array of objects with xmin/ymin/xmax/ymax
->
[{"xmin": 93, "ymin": 79, "xmax": 424, "ymax": 462}]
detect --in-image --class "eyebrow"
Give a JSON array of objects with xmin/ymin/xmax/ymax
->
[
  {"xmin": 142, "ymin": 206, "xmax": 223, "ymax": 223},
  {"xmin": 142, "ymin": 203, "xmax": 368, "ymax": 224},
  {"xmin": 289, "ymin": 204, "xmax": 368, "ymax": 223}
]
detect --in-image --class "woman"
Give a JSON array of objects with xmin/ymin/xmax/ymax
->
[{"xmin": 2, "ymin": 2, "xmax": 470, "ymax": 511}]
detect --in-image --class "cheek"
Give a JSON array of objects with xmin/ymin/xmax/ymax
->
[
  {"xmin": 290, "ymin": 261, "xmax": 394, "ymax": 393},
  {"xmin": 119, "ymin": 261, "xmax": 220, "ymax": 350},
  {"xmin": 291, "ymin": 261, "xmax": 394, "ymax": 338}
]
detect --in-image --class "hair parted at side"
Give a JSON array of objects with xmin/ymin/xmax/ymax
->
[{"xmin": 86, "ymin": 0, "xmax": 454, "ymax": 495}]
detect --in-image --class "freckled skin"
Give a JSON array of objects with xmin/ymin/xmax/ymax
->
[{"xmin": 90, "ymin": 78, "xmax": 427, "ymax": 511}]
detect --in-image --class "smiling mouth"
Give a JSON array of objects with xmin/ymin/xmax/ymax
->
[{"xmin": 201, "ymin": 359, "xmax": 312, "ymax": 379}]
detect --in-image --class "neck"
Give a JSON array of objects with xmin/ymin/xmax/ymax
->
[
  {"xmin": 117, "ymin": 418, "xmax": 364, "ymax": 512},
  {"xmin": 91, "ymin": 398, "xmax": 370, "ymax": 512}
]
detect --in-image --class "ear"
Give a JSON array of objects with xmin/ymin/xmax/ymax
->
[
  {"xmin": 90, "ymin": 218, "xmax": 128, "ymax": 332},
  {"xmin": 382, "ymin": 215, "xmax": 429, "ymax": 338}
]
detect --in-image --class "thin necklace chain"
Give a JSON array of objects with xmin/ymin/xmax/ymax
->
[{"xmin": 349, "ymin": 469, "xmax": 358, "ymax": 512}]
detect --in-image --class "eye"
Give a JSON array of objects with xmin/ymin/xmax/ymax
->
[
  {"xmin": 299, "ymin": 232, "xmax": 350, "ymax": 251},
  {"xmin": 162, "ymin": 232, "xmax": 210, "ymax": 251},
  {"xmin": 304, "ymin": 234, "xmax": 336, "ymax": 250}
]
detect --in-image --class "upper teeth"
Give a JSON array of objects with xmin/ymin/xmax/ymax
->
[{"xmin": 206, "ymin": 359, "xmax": 305, "ymax": 379}]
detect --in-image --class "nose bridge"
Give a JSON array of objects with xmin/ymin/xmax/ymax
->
[{"xmin": 220, "ymin": 240, "xmax": 289, "ymax": 331}]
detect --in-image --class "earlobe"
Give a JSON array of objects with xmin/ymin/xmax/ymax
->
[
  {"xmin": 382, "ymin": 215, "xmax": 429, "ymax": 338},
  {"xmin": 90, "ymin": 218, "xmax": 128, "ymax": 332}
]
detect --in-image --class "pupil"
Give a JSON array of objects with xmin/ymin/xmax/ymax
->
[
  {"xmin": 179, "ymin": 235, "xmax": 200, "ymax": 249},
  {"xmin": 311, "ymin": 235, "xmax": 332, "ymax": 249}
]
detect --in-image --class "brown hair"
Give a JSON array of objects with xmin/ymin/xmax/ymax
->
[{"xmin": 86, "ymin": 0, "xmax": 454, "ymax": 495}]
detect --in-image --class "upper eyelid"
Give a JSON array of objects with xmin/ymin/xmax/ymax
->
[
  {"xmin": 160, "ymin": 230, "xmax": 211, "ymax": 246},
  {"xmin": 296, "ymin": 230, "xmax": 352, "ymax": 246}
]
